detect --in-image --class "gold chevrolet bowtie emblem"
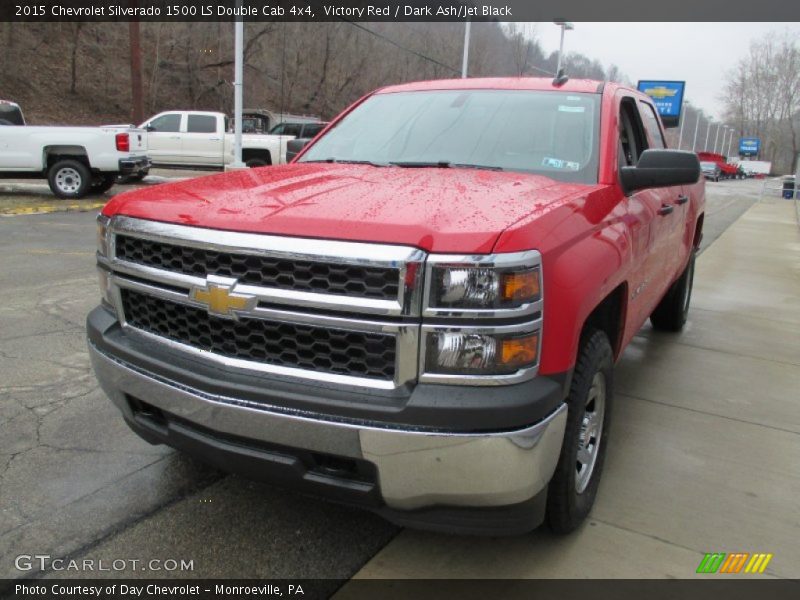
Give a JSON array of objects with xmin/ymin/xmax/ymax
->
[
  {"xmin": 190, "ymin": 276, "xmax": 256, "ymax": 318},
  {"xmin": 643, "ymin": 86, "xmax": 678, "ymax": 99}
]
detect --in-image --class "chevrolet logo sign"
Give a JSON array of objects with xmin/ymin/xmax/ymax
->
[
  {"xmin": 643, "ymin": 86, "xmax": 678, "ymax": 99},
  {"xmin": 190, "ymin": 276, "xmax": 256, "ymax": 319}
]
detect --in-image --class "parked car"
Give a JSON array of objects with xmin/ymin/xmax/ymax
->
[
  {"xmin": 240, "ymin": 108, "xmax": 321, "ymax": 134},
  {"xmin": 0, "ymin": 100, "xmax": 149, "ymax": 198},
  {"xmin": 140, "ymin": 110, "xmax": 294, "ymax": 169},
  {"xmin": 700, "ymin": 161, "xmax": 721, "ymax": 182},
  {"xmin": 284, "ymin": 123, "xmax": 330, "ymax": 161},
  {"xmin": 268, "ymin": 121, "xmax": 327, "ymax": 138},
  {"xmin": 697, "ymin": 152, "xmax": 737, "ymax": 180},
  {"xmin": 90, "ymin": 78, "xmax": 703, "ymax": 535}
]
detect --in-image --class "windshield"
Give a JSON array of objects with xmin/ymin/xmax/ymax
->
[
  {"xmin": 700, "ymin": 162, "xmax": 716, "ymax": 169},
  {"xmin": 300, "ymin": 90, "xmax": 601, "ymax": 184}
]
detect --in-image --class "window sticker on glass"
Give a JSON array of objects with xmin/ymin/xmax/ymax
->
[
  {"xmin": 558, "ymin": 105, "xmax": 586, "ymax": 113},
  {"xmin": 542, "ymin": 157, "xmax": 581, "ymax": 170}
]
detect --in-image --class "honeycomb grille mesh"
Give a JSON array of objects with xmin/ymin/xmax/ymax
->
[
  {"xmin": 121, "ymin": 289, "xmax": 397, "ymax": 380},
  {"xmin": 115, "ymin": 235, "xmax": 400, "ymax": 300}
]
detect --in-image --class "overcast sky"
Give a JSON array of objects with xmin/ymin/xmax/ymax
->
[{"xmin": 533, "ymin": 22, "xmax": 800, "ymax": 120}]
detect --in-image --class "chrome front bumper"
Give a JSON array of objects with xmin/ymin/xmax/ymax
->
[{"xmin": 89, "ymin": 342, "xmax": 567, "ymax": 512}]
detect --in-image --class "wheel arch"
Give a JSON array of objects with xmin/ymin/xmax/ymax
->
[
  {"xmin": 43, "ymin": 146, "xmax": 91, "ymax": 171},
  {"xmin": 579, "ymin": 283, "xmax": 628, "ymax": 361},
  {"xmin": 242, "ymin": 148, "xmax": 272, "ymax": 165},
  {"xmin": 693, "ymin": 212, "xmax": 705, "ymax": 251}
]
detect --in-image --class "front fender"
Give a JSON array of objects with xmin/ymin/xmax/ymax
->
[{"xmin": 493, "ymin": 186, "xmax": 631, "ymax": 374}]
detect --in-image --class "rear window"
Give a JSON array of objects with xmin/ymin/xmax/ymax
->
[
  {"xmin": 269, "ymin": 123, "xmax": 303, "ymax": 136},
  {"xmin": 0, "ymin": 103, "xmax": 24, "ymax": 125},
  {"xmin": 302, "ymin": 124, "xmax": 325, "ymax": 138},
  {"xmin": 187, "ymin": 115, "xmax": 217, "ymax": 134}
]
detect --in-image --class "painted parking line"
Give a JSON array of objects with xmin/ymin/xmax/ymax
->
[{"xmin": 0, "ymin": 201, "xmax": 107, "ymax": 216}]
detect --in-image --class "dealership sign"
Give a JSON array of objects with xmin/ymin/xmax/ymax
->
[
  {"xmin": 739, "ymin": 137, "xmax": 761, "ymax": 156},
  {"xmin": 637, "ymin": 80, "xmax": 686, "ymax": 128}
]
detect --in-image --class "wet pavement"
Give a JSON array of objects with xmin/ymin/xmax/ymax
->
[{"xmin": 0, "ymin": 177, "xmax": 768, "ymax": 584}]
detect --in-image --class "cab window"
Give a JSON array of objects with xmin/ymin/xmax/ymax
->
[
  {"xmin": 618, "ymin": 98, "xmax": 648, "ymax": 169},
  {"xmin": 148, "ymin": 113, "xmax": 181, "ymax": 133},
  {"xmin": 639, "ymin": 101, "xmax": 667, "ymax": 149},
  {"xmin": 302, "ymin": 124, "xmax": 325, "ymax": 138},
  {"xmin": 187, "ymin": 115, "xmax": 217, "ymax": 134}
]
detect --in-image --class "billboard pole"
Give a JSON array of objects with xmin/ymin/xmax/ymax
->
[
  {"xmin": 461, "ymin": 20, "xmax": 471, "ymax": 78},
  {"xmin": 677, "ymin": 102, "xmax": 686, "ymax": 150}
]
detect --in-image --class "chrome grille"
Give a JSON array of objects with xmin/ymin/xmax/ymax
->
[
  {"xmin": 121, "ymin": 289, "xmax": 397, "ymax": 380},
  {"xmin": 102, "ymin": 216, "xmax": 425, "ymax": 389},
  {"xmin": 115, "ymin": 235, "xmax": 400, "ymax": 300}
]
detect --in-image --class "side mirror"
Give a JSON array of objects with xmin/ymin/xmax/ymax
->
[
  {"xmin": 620, "ymin": 149, "xmax": 700, "ymax": 195},
  {"xmin": 145, "ymin": 124, "xmax": 156, "ymax": 132}
]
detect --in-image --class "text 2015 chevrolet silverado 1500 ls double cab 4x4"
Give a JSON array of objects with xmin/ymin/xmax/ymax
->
[{"xmin": 88, "ymin": 78, "xmax": 703, "ymax": 535}]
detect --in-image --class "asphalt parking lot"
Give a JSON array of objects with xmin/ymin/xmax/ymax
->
[{"xmin": 1, "ymin": 176, "xmax": 796, "ymax": 586}]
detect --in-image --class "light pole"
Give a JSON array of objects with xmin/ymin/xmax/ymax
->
[
  {"xmin": 727, "ymin": 129, "xmax": 735, "ymax": 157},
  {"xmin": 554, "ymin": 21, "xmax": 574, "ymax": 76},
  {"xmin": 692, "ymin": 110, "xmax": 702, "ymax": 152},
  {"xmin": 230, "ymin": 0, "xmax": 245, "ymax": 170},
  {"xmin": 713, "ymin": 123, "xmax": 721, "ymax": 154},
  {"xmin": 723, "ymin": 127, "xmax": 732, "ymax": 157},
  {"xmin": 704, "ymin": 119, "xmax": 712, "ymax": 152},
  {"xmin": 461, "ymin": 20, "xmax": 471, "ymax": 79}
]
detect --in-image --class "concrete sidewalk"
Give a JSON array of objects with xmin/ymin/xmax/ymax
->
[{"xmin": 339, "ymin": 200, "xmax": 800, "ymax": 583}]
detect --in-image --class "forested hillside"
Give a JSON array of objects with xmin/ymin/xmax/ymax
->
[{"xmin": 0, "ymin": 21, "xmax": 623, "ymax": 125}]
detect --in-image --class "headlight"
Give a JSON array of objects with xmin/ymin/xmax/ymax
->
[
  {"xmin": 431, "ymin": 265, "xmax": 540, "ymax": 309},
  {"xmin": 96, "ymin": 214, "xmax": 110, "ymax": 257},
  {"xmin": 425, "ymin": 330, "xmax": 539, "ymax": 376},
  {"xmin": 421, "ymin": 251, "xmax": 542, "ymax": 383}
]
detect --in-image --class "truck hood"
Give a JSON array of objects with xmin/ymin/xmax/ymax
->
[{"xmin": 105, "ymin": 163, "xmax": 589, "ymax": 253}]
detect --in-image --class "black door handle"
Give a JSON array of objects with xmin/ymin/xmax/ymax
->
[
  {"xmin": 658, "ymin": 204, "xmax": 674, "ymax": 216},
  {"xmin": 676, "ymin": 195, "xmax": 689, "ymax": 205}
]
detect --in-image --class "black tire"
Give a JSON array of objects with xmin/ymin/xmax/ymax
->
[
  {"xmin": 117, "ymin": 170, "xmax": 148, "ymax": 184},
  {"xmin": 90, "ymin": 174, "xmax": 117, "ymax": 194},
  {"xmin": 245, "ymin": 156, "xmax": 270, "ymax": 168},
  {"xmin": 546, "ymin": 330, "xmax": 614, "ymax": 534},
  {"xmin": 47, "ymin": 159, "xmax": 91, "ymax": 199},
  {"xmin": 650, "ymin": 251, "xmax": 696, "ymax": 332}
]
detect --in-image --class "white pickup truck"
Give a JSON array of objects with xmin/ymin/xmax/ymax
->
[
  {"xmin": 0, "ymin": 100, "xmax": 150, "ymax": 199},
  {"xmin": 140, "ymin": 110, "xmax": 293, "ymax": 169}
]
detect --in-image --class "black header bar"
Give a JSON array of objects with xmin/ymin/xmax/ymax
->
[{"xmin": 2, "ymin": 0, "xmax": 800, "ymax": 22}]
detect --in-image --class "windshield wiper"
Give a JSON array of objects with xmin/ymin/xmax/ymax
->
[
  {"xmin": 303, "ymin": 158, "xmax": 388, "ymax": 167},
  {"xmin": 390, "ymin": 160, "xmax": 503, "ymax": 171},
  {"xmin": 390, "ymin": 160, "xmax": 452, "ymax": 168}
]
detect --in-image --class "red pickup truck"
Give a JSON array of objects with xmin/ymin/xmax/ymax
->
[
  {"xmin": 697, "ymin": 151, "xmax": 739, "ymax": 180},
  {"xmin": 88, "ymin": 78, "xmax": 703, "ymax": 535}
]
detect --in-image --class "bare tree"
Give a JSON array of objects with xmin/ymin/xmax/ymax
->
[
  {"xmin": 722, "ymin": 31, "xmax": 800, "ymax": 172},
  {"xmin": 69, "ymin": 23, "xmax": 83, "ymax": 94}
]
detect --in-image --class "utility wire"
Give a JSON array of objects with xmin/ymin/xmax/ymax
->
[
  {"xmin": 343, "ymin": 20, "xmax": 556, "ymax": 79},
  {"xmin": 342, "ymin": 20, "xmax": 461, "ymax": 76}
]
